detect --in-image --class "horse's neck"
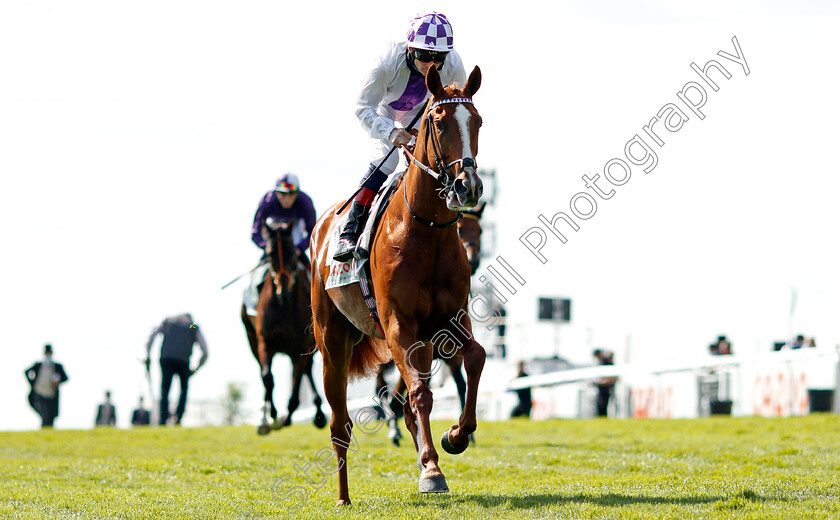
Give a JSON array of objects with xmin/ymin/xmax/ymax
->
[{"xmin": 402, "ymin": 162, "xmax": 458, "ymax": 227}]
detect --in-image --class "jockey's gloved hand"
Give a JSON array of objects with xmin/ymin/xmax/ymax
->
[{"xmin": 389, "ymin": 128, "xmax": 413, "ymax": 147}]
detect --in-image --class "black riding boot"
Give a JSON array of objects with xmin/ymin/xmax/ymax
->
[{"xmin": 333, "ymin": 201, "xmax": 371, "ymax": 262}]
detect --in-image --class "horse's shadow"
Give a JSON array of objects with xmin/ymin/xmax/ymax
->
[{"xmin": 404, "ymin": 491, "xmax": 777, "ymax": 509}]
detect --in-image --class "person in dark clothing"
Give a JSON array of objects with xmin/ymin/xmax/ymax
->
[
  {"xmin": 593, "ymin": 349, "xmax": 617, "ymax": 417},
  {"xmin": 511, "ymin": 361, "xmax": 532, "ymax": 418},
  {"xmin": 131, "ymin": 396, "xmax": 151, "ymax": 426},
  {"xmin": 95, "ymin": 390, "xmax": 117, "ymax": 427},
  {"xmin": 495, "ymin": 304, "xmax": 507, "ymax": 359},
  {"xmin": 24, "ymin": 344, "xmax": 69, "ymax": 428},
  {"xmin": 145, "ymin": 313, "xmax": 208, "ymax": 425}
]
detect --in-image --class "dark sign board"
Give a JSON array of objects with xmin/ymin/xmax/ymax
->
[{"xmin": 538, "ymin": 298, "xmax": 571, "ymax": 322}]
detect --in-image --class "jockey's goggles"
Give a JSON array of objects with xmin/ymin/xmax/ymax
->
[
  {"xmin": 275, "ymin": 182, "xmax": 299, "ymax": 193},
  {"xmin": 411, "ymin": 49, "xmax": 448, "ymax": 64}
]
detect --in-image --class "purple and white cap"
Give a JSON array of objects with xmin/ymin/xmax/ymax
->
[{"xmin": 406, "ymin": 12, "xmax": 454, "ymax": 52}]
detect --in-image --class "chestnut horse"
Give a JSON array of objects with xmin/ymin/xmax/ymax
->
[
  {"xmin": 311, "ymin": 65, "xmax": 486, "ymax": 505},
  {"xmin": 375, "ymin": 206, "xmax": 486, "ymax": 446},
  {"xmin": 241, "ymin": 217, "xmax": 326, "ymax": 435},
  {"xmin": 374, "ymin": 350, "xmax": 468, "ymax": 447}
]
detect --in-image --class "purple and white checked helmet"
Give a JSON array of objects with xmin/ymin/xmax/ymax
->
[{"xmin": 406, "ymin": 12, "xmax": 454, "ymax": 52}]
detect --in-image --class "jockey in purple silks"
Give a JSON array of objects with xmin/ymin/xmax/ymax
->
[
  {"xmin": 251, "ymin": 172, "xmax": 317, "ymax": 269},
  {"xmin": 332, "ymin": 12, "xmax": 467, "ymax": 262}
]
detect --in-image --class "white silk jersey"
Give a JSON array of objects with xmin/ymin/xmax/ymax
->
[{"xmin": 355, "ymin": 40, "xmax": 467, "ymax": 142}]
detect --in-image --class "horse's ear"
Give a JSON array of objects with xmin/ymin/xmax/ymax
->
[
  {"xmin": 463, "ymin": 66, "xmax": 482, "ymax": 98},
  {"xmin": 426, "ymin": 64, "xmax": 445, "ymax": 98}
]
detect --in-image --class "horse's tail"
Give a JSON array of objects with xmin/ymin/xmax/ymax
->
[{"xmin": 348, "ymin": 337, "xmax": 391, "ymax": 382}]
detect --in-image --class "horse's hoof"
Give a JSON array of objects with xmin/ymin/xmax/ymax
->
[
  {"xmin": 336, "ymin": 498, "xmax": 351, "ymax": 506},
  {"xmin": 392, "ymin": 437, "xmax": 400, "ymax": 447},
  {"xmin": 313, "ymin": 410, "xmax": 327, "ymax": 429},
  {"xmin": 441, "ymin": 426, "xmax": 469, "ymax": 455},
  {"xmin": 419, "ymin": 475, "xmax": 449, "ymax": 493},
  {"xmin": 257, "ymin": 424, "xmax": 271, "ymax": 436},
  {"xmin": 272, "ymin": 419, "xmax": 285, "ymax": 430}
]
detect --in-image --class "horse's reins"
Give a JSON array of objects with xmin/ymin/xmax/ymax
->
[
  {"xmin": 268, "ymin": 228, "xmax": 298, "ymax": 292},
  {"xmin": 335, "ymin": 100, "xmax": 431, "ymax": 216},
  {"xmin": 400, "ymin": 97, "xmax": 478, "ymax": 228}
]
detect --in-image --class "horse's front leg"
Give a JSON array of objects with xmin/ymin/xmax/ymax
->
[
  {"xmin": 304, "ymin": 356, "xmax": 327, "ymax": 429},
  {"xmin": 281, "ymin": 355, "xmax": 305, "ymax": 427},
  {"xmin": 441, "ymin": 338, "xmax": 485, "ymax": 454},
  {"xmin": 257, "ymin": 341, "xmax": 276, "ymax": 435},
  {"xmin": 393, "ymin": 336, "xmax": 449, "ymax": 493}
]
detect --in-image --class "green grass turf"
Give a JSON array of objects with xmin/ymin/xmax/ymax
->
[{"xmin": 1, "ymin": 415, "xmax": 839, "ymax": 519}]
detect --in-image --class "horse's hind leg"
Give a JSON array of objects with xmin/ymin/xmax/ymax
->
[
  {"xmin": 441, "ymin": 338, "xmax": 485, "ymax": 454},
  {"xmin": 312, "ymin": 277, "xmax": 356, "ymax": 506},
  {"xmin": 317, "ymin": 325, "xmax": 354, "ymax": 506},
  {"xmin": 374, "ymin": 366, "xmax": 389, "ymax": 420},
  {"xmin": 387, "ymin": 376, "xmax": 406, "ymax": 446}
]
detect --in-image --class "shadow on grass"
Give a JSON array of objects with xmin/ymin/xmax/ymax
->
[{"xmin": 405, "ymin": 491, "xmax": 778, "ymax": 509}]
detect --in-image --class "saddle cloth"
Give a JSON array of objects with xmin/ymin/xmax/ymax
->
[
  {"xmin": 242, "ymin": 262, "xmax": 271, "ymax": 316},
  {"xmin": 325, "ymin": 171, "xmax": 403, "ymax": 290}
]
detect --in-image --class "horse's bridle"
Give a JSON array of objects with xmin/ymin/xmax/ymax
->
[
  {"xmin": 401, "ymin": 97, "xmax": 478, "ymax": 228},
  {"xmin": 267, "ymin": 228, "xmax": 298, "ymax": 294}
]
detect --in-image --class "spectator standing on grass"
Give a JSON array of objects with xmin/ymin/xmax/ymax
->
[
  {"xmin": 593, "ymin": 349, "xmax": 617, "ymax": 417},
  {"xmin": 145, "ymin": 313, "xmax": 208, "ymax": 425},
  {"xmin": 24, "ymin": 344, "xmax": 69, "ymax": 428},
  {"xmin": 95, "ymin": 390, "xmax": 117, "ymax": 427},
  {"xmin": 131, "ymin": 396, "xmax": 151, "ymax": 426},
  {"xmin": 511, "ymin": 361, "xmax": 532, "ymax": 418}
]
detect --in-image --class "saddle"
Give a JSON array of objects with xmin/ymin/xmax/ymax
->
[
  {"xmin": 323, "ymin": 171, "xmax": 405, "ymax": 338},
  {"xmin": 325, "ymin": 171, "xmax": 403, "ymax": 290}
]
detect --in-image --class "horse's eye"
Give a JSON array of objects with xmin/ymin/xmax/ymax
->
[{"xmin": 435, "ymin": 120, "xmax": 444, "ymax": 133}]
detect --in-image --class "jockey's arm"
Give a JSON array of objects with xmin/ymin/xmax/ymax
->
[
  {"xmin": 193, "ymin": 328, "xmax": 208, "ymax": 372},
  {"xmin": 145, "ymin": 323, "xmax": 164, "ymax": 365},
  {"xmin": 295, "ymin": 194, "xmax": 317, "ymax": 253},
  {"xmin": 355, "ymin": 51, "xmax": 396, "ymax": 141},
  {"xmin": 251, "ymin": 194, "xmax": 271, "ymax": 249}
]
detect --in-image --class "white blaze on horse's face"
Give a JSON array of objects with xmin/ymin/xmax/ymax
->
[{"xmin": 448, "ymin": 104, "xmax": 483, "ymax": 211}]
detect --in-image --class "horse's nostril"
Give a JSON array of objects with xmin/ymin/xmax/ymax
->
[{"xmin": 454, "ymin": 179, "xmax": 468, "ymax": 196}]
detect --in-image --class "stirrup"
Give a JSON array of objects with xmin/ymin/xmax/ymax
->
[{"xmin": 333, "ymin": 238, "xmax": 358, "ymax": 262}]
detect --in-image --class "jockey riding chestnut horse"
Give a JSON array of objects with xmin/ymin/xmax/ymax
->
[{"xmin": 311, "ymin": 63, "xmax": 485, "ymax": 506}]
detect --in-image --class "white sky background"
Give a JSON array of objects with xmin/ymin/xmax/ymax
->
[{"xmin": 1, "ymin": 1, "xmax": 838, "ymax": 430}]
